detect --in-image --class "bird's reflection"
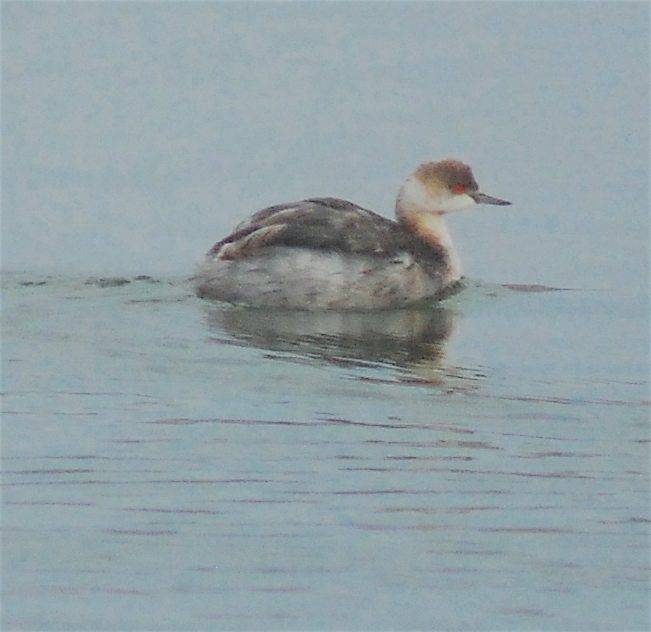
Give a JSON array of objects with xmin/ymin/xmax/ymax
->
[{"xmin": 204, "ymin": 302, "xmax": 462, "ymax": 383}]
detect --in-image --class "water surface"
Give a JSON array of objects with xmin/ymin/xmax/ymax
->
[{"xmin": 2, "ymin": 272, "xmax": 648, "ymax": 630}]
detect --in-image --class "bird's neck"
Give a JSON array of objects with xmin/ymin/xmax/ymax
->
[
  {"xmin": 405, "ymin": 212, "xmax": 462, "ymax": 281},
  {"xmin": 395, "ymin": 177, "xmax": 463, "ymax": 281},
  {"xmin": 396, "ymin": 183, "xmax": 461, "ymax": 281}
]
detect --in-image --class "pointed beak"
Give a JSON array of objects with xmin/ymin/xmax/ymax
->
[{"xmin": 471, "ymin": 192, "xmax": 511, "ymax": 206}]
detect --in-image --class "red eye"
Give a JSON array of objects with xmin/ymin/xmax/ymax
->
[{"xmin": 451, "ymin": 184, "xmax": 465, "ymax": 194}]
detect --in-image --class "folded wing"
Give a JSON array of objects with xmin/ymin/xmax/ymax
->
[{"xmin": 208, "ymin": 198, "xmax": 410, "ymax": 260}]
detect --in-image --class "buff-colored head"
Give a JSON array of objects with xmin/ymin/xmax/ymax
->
[{"xmin": 396, "ymin": 159, "xmax": 510, "ymax": 220}]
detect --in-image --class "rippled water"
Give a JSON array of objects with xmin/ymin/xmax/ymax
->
[{"xmin": 2, "ymin": 272, "xmax": 649, "ymax": 631}]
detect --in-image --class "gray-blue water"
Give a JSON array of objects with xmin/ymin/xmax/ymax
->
[{"xmin": 2, "ymin": 272, "xmax": 648, "ymax": 630}]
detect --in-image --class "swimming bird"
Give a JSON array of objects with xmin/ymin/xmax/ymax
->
[{"xmin": 194, "ymin": 159, "xmax": 510, "ymax": 310}]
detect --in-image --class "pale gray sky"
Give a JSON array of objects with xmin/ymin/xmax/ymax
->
[{"xmin": 3, "ymin": 2, "xmax": 648, "ymax": 290}]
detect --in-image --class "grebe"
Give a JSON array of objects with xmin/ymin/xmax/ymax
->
[{"xmin": 194, "ymin": 159, "xmax": 510, "ymax": 310}]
